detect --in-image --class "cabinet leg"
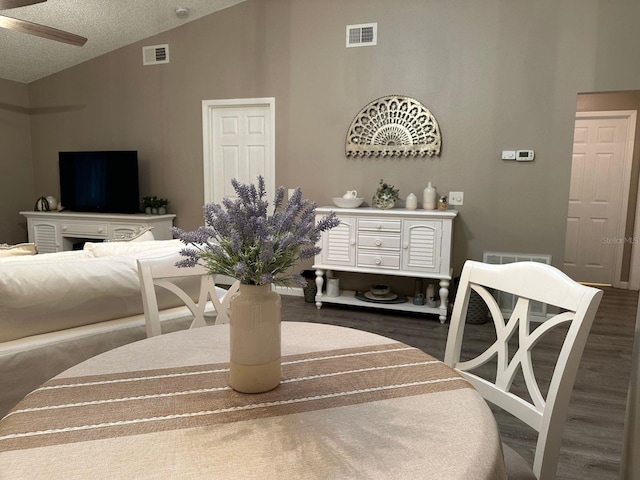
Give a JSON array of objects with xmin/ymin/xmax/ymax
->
[
  {"xmin": 315, "ymin": 269, "xmax": 325, "ymax": 310},
  {"xmin": 438, "ymin": 279, "xmax": 450, "ymax": 324}
]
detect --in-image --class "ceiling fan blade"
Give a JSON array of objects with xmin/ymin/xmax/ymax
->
[
  {"xmin": 0, "ymin": 15, "xmax": 86, "ymax": 46},
  {"xmin": 0, "ymin": 0, "xmax": 46, "ymax": 10}
]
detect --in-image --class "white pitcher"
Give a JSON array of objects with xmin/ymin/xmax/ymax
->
[{"xmin": 342, "ymin": 190, "xmax": 358, "ymax": 199}]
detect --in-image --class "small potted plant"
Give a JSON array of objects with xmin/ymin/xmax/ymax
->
[
  {"xmin": 156, "ymin": 198, "xmax": 169, "ymax": 215},
  {"xmin": 141, "ymin": 196, "xmax": 156, "ymax": 214},
  {"xmin": 372, "ymin": 179, "xmax": 399, "ymax": 209}
]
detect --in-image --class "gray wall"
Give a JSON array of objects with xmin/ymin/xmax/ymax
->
[
  {"xmin": 0, "ymin": 78, "xmax": 33, "ymax": 244},
  {"xmin": 3, "ymin": 0, "xmax": 640, "ymax": 282}
]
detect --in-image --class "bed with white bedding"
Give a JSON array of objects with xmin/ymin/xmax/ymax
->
[{"xmin": 0, "ymin": 239, "xmax": 207, "ymax": 417}]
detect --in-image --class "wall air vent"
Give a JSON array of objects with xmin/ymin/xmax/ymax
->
[
  {"xmin": 346, "ymin": 23, "xmax": 377, "ymax": 48},
  {"xmin": 482, "ymin": 252, "xmax": 552, "ymax": 320},
  {"xmin": 142, "ymin": 44, "xmax": 170, "ymax": 65}
]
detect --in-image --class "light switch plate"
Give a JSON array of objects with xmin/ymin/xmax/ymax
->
[{"xmin": 449, "ymin": 192, "xmax": 464, "ymax": 206}]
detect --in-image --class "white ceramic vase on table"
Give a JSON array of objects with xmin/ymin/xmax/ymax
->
[
  {"xmin": 229, "ymin": 283, "xmax": 281, "ymax": 393},
  {"xmin": 423, "ymin": 182, "xmax": 437, "ymax": 210}
]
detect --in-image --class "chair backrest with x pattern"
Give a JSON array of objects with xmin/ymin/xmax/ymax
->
[
  {"xmin": 444, "ymin": 260, "xmax": 602, "ymax": 479},
  {"xmin": 137, "ymin": 252, "xmax": 240, "ymax": 338}
]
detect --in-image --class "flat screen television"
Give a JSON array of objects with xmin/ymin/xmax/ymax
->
[{"xmin": 59, "ymin": 151, "xmax": 140, "ymax": 214}]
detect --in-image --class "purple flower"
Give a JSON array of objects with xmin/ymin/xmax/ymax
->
[{"xmin": 174, "ymin": 176, "xmax": 338, "ymax": 286}]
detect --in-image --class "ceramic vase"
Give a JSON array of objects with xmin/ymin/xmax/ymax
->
[
  {"xmin": 229, "ymin": 283, "xmax": 281, "ymax": 393},
  {"xmin": 405, "ymin": 193, "xmax": 418, "ymax": 210},
  {"xmin": 423, "ymin": 182, "xmax": 437, "ymax": 210}
]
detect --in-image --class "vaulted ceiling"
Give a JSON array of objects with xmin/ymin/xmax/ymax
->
[{"xmin": 0, "ymin": 0, "xmax": 246, "ymax": 84}]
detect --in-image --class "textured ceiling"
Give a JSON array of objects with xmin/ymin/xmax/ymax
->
[{"xmin": 0, "ymin": 0, "xmax": 246, "ymax": 84}]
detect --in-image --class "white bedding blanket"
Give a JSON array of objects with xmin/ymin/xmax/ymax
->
[{"xmin": 0, "ymin": 240, "xmax": 190, "ymax": 343}]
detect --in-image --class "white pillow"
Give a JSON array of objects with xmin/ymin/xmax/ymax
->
[
  {"xmin": 83, "ymin": 239, "xmax": 184, "ymax": 258},
  {"xmin": 0, "ymin": 243, "xmax": 37, "ymax": 257}
]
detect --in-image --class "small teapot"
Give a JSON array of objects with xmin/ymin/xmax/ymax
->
[
  {"xmin": 342, "ymin": 190, "xmax": 358, "ymax": 199},
  {"xmin": 34, "ymin": 196, "xmax": 50, "ymax": 211}
]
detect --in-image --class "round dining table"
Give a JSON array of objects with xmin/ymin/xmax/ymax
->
[{"xmin": 0, "ymin": 321, "xmax": 507, "ymax": 479}]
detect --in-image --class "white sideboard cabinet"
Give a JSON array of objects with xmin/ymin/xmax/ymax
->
[
  {"xmin": 20, "ymin": 211, "xmax": 176, "ymax": 253},
  {"xmin": 313, "ymin": 207, "xmax": 458, "ymax": 323}
]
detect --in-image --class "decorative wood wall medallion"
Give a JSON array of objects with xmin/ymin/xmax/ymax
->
[{"xmin": 345, "ymin": 95, "xmax": 442, "ymax": 158}]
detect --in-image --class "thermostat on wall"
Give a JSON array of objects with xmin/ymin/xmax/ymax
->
[{"xmin": 516, "ymin": 150, "xmax": 534, "ymax": 161}]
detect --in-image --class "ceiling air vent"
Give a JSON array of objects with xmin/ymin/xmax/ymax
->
[
  {"xmin": 142, "ymin": 44, "xmax": 170, "ymax": 65},
  {"xmin": 346, "ymin": 23, "xmax": 377, "ymax": 48}
]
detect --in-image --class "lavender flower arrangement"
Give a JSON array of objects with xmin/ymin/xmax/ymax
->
[{"xmin": 172, "ymin": 176, "xmax": 339, "ymax": 287}]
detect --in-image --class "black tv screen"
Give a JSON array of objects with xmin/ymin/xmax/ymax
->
[{"xmin": 59, "ymin": 151, "xmax": 139, "ymax": 214}]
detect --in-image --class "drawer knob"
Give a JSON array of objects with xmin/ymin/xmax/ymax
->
[
  {"xmin": 62, "ymin": 225, "xmax": 67, "ymax": 231},
  {"xmin": 98, "ymin": 228, "xmax": 104, "ymax": 233},
  {"xmin": 403, "ymin": 243, "xmax": 408, "ymax": 249},
  {"xmin": 375, "ymin": 239, "xmax": 382, "ymax": 246},
  {"xmin": 350, "ymin": 240, "xmax": 356, "ymax": 245},
  {"xmin": 376, "ymin": 224, "xmax": 382, "ymax": 229},
  {"xmin": 375, "ymin": 258, "xmax": 381, "ymax": 265}
]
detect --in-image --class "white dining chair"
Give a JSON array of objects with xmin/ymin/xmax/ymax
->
[
  {"xmin": 444, "ymin": 260, "xmax": 602, "ymax": 480},
  {"xmin": 137, "ymin": 252, "xmax": 240, "ymax": 337}
]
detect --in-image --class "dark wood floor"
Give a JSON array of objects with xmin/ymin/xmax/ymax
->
[{"xmin": 281, "ymin": 287, "xmax": 638, "ymax": 480}]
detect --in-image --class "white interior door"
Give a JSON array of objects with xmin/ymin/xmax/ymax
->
[
  {"xmin": 202, "ymin": 98, "xmax": 275, "ymax": 204},
  {"xmin": 563, "ymin": 111, "xmax": 636, "ymax": 286}
]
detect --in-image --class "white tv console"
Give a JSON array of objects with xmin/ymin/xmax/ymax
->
[
  {"xmin": 20, "ymin": 211, "xmax": 176, "ymax": 253},
  {"xmin": 313, "ymin": 207, "xmax": 457, "ymax": 323}
]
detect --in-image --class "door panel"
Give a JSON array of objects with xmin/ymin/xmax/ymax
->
[
  {"xmin": 213, "ymin": 105, "xmax": 270, "ymax": 203},
  {"xmin": 202, "ymin": 98, "xmax": 275, "ymax": 205},
  {"xmin": 564, "ymin": 116, "xmax": 629, "ymax": 284}
]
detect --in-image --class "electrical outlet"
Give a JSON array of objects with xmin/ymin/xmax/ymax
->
[{"xmin": 449, "ymin": 192, "xmax": 464, "ymax": 206}]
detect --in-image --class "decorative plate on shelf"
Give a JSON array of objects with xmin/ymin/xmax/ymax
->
[
  {"xmin": 355, "ymin": 291, "xmax": 407, "ymax": 304},
  {"xmin": 364, "ymin": 291, "xmax": 398, "ymax": 301}
]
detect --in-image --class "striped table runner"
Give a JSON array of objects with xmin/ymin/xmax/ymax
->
[{"xmin": 0, "ymin": 343, "xmax": 470, "ymax": 452}]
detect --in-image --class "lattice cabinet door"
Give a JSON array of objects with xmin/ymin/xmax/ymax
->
[
  {"xmin": 402, "ymin": 220, "xmax": 444, "ymax": 275},
  {"xmin": 32, "ymin": 222, "xmax": 60, "ymax": 253},
  {"xmin": 318, "ymin": 215, "xmax": 357, "ymax": 267}
]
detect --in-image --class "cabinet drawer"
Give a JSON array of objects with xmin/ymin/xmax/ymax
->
[
  {"xmin": 357, "ymin": 252, "xmax": 400, "ymax": 269},
  {"xmin": 110, "ymin": 224, "xmax": 146, "ymax": 238},
  {"xmin": 358, "ymin": 218, "xmax": 402, "ymax": 232},
  {"xmin": 60, "ymin": 222, "xmax": 108, "ymax": 237},
  {"xmin": 358, "ymin": 233, "xmax": 401, "ymax": 250}
]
